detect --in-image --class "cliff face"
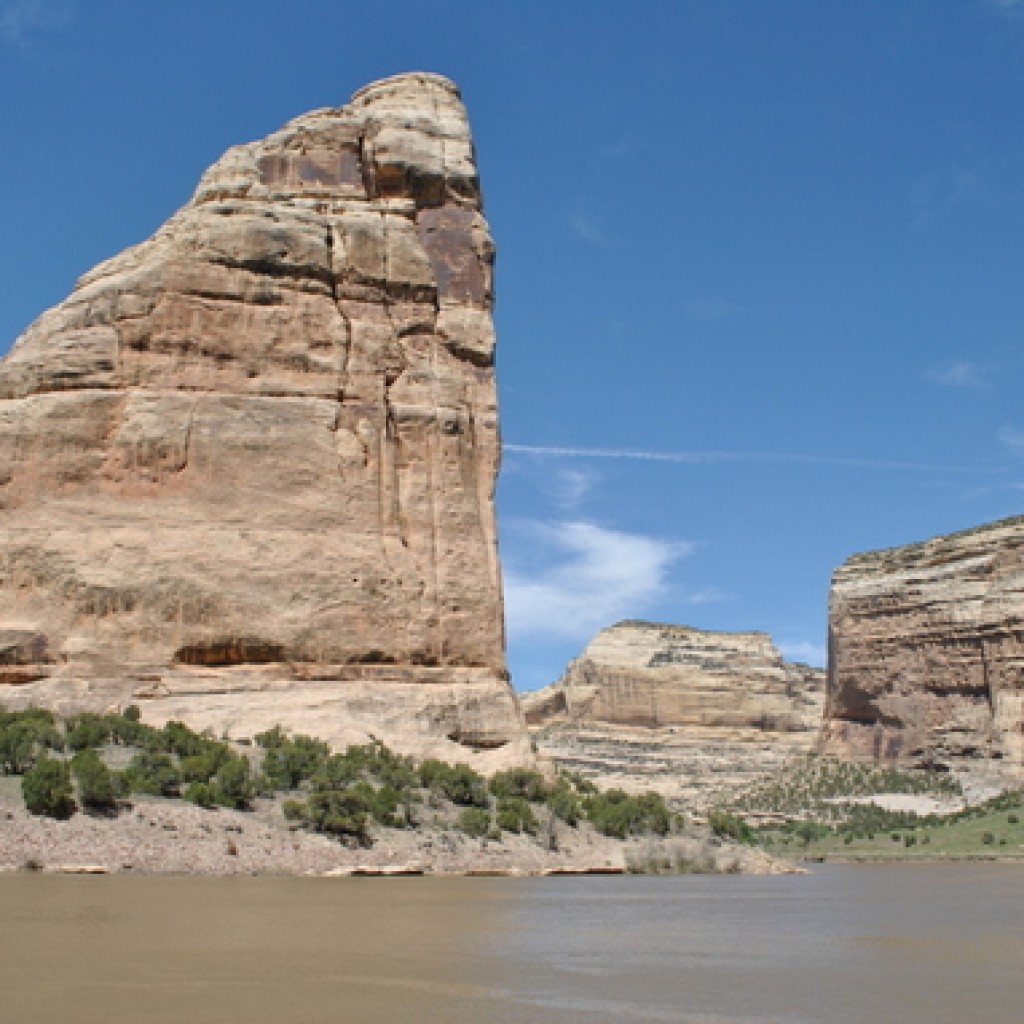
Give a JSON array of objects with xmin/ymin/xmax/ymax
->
[
  {"xmin": 0, "ymin": 73, "xmax": 531, "ymax": 769},
  {"xmin": 820, "ymin": 516, "xmax": 1024, "ymax": 781},
  {"xmin": 523, "ymin": 621, "xmax": 824, "ymax": 806}
]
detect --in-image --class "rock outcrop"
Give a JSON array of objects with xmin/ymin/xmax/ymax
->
[
  {"xmin": 523, "ymin": 621, "xmax": 825, "ymax": 806},
  {"xmin": 0, "ymin": 73, "xmax": 531, "ymax": 769},
  {"xmin": 820, "ymin": 516, "xmax": 1024, "ymax": 782}
]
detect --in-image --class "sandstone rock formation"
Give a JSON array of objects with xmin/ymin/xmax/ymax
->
[
  {"xmin": 0, "ymin": 73, "xmax": 531, "ymax": 769},
  {"xmin": 523, "ymin": 621, "xmax": 824, "ymax": 806},
  {"xmin": 820, "ymin": 516, "xmax": 1024, "ymax": 783}
]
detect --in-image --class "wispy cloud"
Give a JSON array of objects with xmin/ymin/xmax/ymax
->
[
  {"xmin": 926, "ymin": 361, "xmax": 989, "ymax": 389},
  {"xmin": 685, "ymin": 297, "xmax": 743, "ymax": 322},
  {"xmin": 983, "ymin": 0, "xmax": 1024, "ymax": 18},
  {"xmin": 778, "ymin": 639, "xmax": 826, "ymax": 667},
  {"xmin": 998, "ymin": 425, "xmax": 1024, "ymax": 455},
  {"xmin": 549, "ymin": 466, "xmax": 598, "ymax": 510},
  {"xmin": 505, "ymin": 442, "xmax": 998, "ymax": 474},
  {"xmin": 0, "ymin": 0, "xmax": 73, "ymax": 47},
  {"xmin": 504, "ymin": 520, "xmax": 690, "ymax": 641},
  {"xmin": 568, "ymin": 202, "xmax": 608, "ymax": 245}
]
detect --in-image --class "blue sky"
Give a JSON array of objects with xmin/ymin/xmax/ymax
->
[{"xmin": 2, "ymin": 1, "xmax": 1024, "ymax": 692}]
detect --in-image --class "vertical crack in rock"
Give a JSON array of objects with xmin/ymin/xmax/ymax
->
[{"xmin": 0, "ymin": 72, "xmax": 531, "ymax": 769}]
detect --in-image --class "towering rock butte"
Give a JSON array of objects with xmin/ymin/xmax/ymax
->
[
  {"xmin": 0, "ymin": 73, "xmax": 532, "ymax": 769},
  {"xmin": 523, "ymin": 621, "xmax": 825, "ymax": 806},
  {"xmin": 821, "ymin": 515, "xmax": 1024, "ymax": 782}
]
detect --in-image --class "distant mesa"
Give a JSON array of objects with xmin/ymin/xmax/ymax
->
[
  {"xmin": 523, "ymin": 620, "xmax": 825, "ymax": 807},
  {"xmin": 821, "ymin": 514, "xmax": 1024, "ymax": 785},
  {"xmin": 0, "ymin": 73, "xmax": 531, "ymax": 769}
]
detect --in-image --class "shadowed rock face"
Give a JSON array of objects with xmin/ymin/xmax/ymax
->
[
  {"xmin": 820, "ymin": 516, "xmax": 1024, "ymax": 782},
  {"xmin": 523, "ymin": 621, "xmax": 824, "ymax": 806},
  {"xmin": 0, "ymin": 73, "xmax": 531, "ymax": 769}
]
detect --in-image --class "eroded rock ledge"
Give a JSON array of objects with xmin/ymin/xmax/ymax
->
[
  {"xmin": 820, "ymin": 515, "xmax": 1024, "ymax": 783},
  {"xmin": 523, "ymin": 621, "xmax": 824, "ymax": 807},
  {"xmin": 0, "ymin": 73, "xmax": 531, "ymax": 769}
]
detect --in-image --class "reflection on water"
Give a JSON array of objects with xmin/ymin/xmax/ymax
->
[{"xmin": 0, "ymin": 864, "xmax": 1021, "ymax": 1023}]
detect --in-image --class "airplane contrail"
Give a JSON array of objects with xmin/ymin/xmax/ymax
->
[{"xmin": 503, "ymin": 443, "xmax": 1001, "ymax": 474}]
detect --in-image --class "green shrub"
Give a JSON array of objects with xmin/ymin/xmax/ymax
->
[
  {"xmin": 179, "ymin": 751, "xmax": 223, "ymax": 785},
  {"xmin": 260, "ymin": 733, "xmax": 330, "ymax": 790},
  {"xmin": 1008, "ymin": 814, "xmax": 1019, "ymax": 825},
  {"xmin": 419, "ymin": 760, "xmax": 488, "ymax": 807},
  {"xmin": 496, "ymin": 796, "xmax": 538, "ymax": 834},
  {"xmin": 22, "ymin": 757, "xmax": 75, "ymax": 819},
  {"xmin": 183, "ymin": 781, "xmax": 218, "ymax": 808},
  {"xmin": 982, "ymin": 831, "xmax": 995, "ymax": 845},
  {"xmin": 585, "ymin": 789, "xmax": 672, "ymax": 839},
  {"xmin": 65, "ymin": 713, "xmax": 113, "ymax": 752},
  {"xmin": 304, "ymin": 787, "xmax": 370, "ymax": 842},
  {"xmin": 545, "ymin": 782, "xmax": 582, "ymax": 826},
  {"xmin": 71, "ymin": 749, "xmax": 117, "ymax": 811},
  {"xmin": 0, "ymin": 709, "xmax": 64, "ymax": 774},
  {"xmin": 213, "ymin": 757, "xmax": 254, "ymax": 810},
  {"xmin": 125, "ymin": 750, "xmax": 180, "ymax": 797},
  {"xmin": 457, "ymin": 806, "xmax": 492, "ymax": 838},
  {"xmin": 489, "ymin": 768, "xmax": 548, "ymax": 803}
]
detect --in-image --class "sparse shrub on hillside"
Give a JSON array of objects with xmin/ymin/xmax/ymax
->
[
  {"xmin": 184, "ymin": 781, "xmax": 218, "ymax": 808},
  {"xmin": 257, "ymin": 729, "xmax": 330, "ymax": 790},
  {"xmin": 457, "ymin": 806, "xmax": 492, "ymax": 838},
  {"xmin": 585, "ymin": 789, "xmax": 671, "ymax": 839},
  {"xmin": 22, "ymin": 756, "xmax": 75, "ymax": 819},
  {"xmin": 708, "ymin": 811, "xmax": 754, "ymax": 845},
  {"xmin": 125, "ymin": 750, "xmax": 181, "ymax": 798},
  {"xmin": 496, "ymin": 796, "xmax": 538, "ymax": 835},
  {"xmin": 0, "ymin": 708, "xmax": 64, "ymax": 774},
  {"xmin": 419, "ymin": 760, "xmax": 488, "ymax": 807},
  {"xmin": 489, "ymin": 768, "xmax": 547, "ymax": 803},
  {"xmin": 545, "ymin": 781, "xmax": 582, "ymax": 826},
  {"xmin": 65, "ymin": 713, "xmax": 113, "ymax": 752},
  {"xmin": 303, "ymin": 787, "xmax": 370, "ymax": 843},
  {"xmin": 213, "ymin": 756, "xmax": 254, "ymax": 810},
  {"xmin": 71, "ymin": 748, "xmax": 118, "ymax": 811}
]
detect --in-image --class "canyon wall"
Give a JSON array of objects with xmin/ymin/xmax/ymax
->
[
  {"xmin": 523, "ymin": 621, "xmax": 824, "ymax": 806},
  {"xmin": 0, "ymin": 73, "xmax": 531, "ymax": 769},
  {"xmin": 820, "ymin": 516, "xmax": 1024, "ymax": 782}
]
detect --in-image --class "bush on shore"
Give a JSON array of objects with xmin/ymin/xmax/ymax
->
[{"xmin": 22, "ymin": 757, "xmax": 75, "ymax": 819}]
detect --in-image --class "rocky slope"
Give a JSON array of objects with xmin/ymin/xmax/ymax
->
[
  {"xmin": 820, "ymin": 515, "xmax": 1024, "ymax": 783},
  {"xmin": 0, "ymin": 73, "xmax": 530, "ymax": 769},
  {"xmin": 523, "ymin": 621, "xmax": 825, "ymax": 806}
]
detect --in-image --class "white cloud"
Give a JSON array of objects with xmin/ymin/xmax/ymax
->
[
  {"xmin": 504, "ymin": 520, "xmax": 690, "ymax": 641},
  {"xmin": 778, "ymin": 640, "xmax": 826, "ymax": 667},
  {"xmin": 549, "ymin": 466, "xmax": 597, "ymax": 510},
  {"xmin": 568, "ymin": 202, "xmax": 607, "ymax": 245},
  {"xmin": 998, "ymin": 425, "xmax": 1024, "ymax": 455},
  {"xmin": 926, "ymin": 361, "xmax": 988, "ymax": 389},
  {"xmin": 984, "ymin": 0, "xmax": 1024, "ymax": 17},
  {"xmin": 682, "ymin": 587, "xmax": 729, "ymax": 606},
  {"xmin": 504, "ymin": 442, "xmax": 994, "ymax": 475},
  {"xmin": 685, "ymin": 297, "xmax": 742, "ymax": 322},
  {"xmin": 0, "ymin": 0, "xmax": 73, "ymax": 46}
]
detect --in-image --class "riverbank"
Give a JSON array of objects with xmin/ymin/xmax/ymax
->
[{"xmin": 0, "ymin": 790, "xmax": 795, "ymax": 877}]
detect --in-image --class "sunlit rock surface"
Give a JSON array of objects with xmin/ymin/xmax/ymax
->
[
  {"xmin": 820, "ymin": 516, "xmax": 1024, "ymax": 783},
  {"xmin": 523, "ymin": 621, "xmax": 824, "ymax": 806},
  {"xmin": 0, "ymin": 73, "xmax": 531, "ymax": 769}
]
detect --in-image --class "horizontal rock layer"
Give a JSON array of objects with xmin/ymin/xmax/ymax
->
[
  {"xmin": 0, "ymin": 73, "xmax": 530, "ymax": 769},
  {"xmin": 522, "ymin": 621, "xmax": 824, "ymax": 806},
  {"xmin": 820, "ymin": 516, "xmax": 1024, "ymax": 782}
]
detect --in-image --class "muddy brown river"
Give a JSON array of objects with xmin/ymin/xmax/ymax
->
[{"xmin": 1, "ymin": 864, "xmax": 1020, "ymax": 1022}]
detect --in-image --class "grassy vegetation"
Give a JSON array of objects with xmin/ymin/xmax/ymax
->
[
  {"xmin": 724, "ymin": 754, "xmax": 961, "ymax": 824},
  {"xmin": 714, "ymin": 754, "xmax": 1023, "ymax": 861},
  {"xmin": 758, "ymin": 789, "xmax": 1024, "ymax": 860}
]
